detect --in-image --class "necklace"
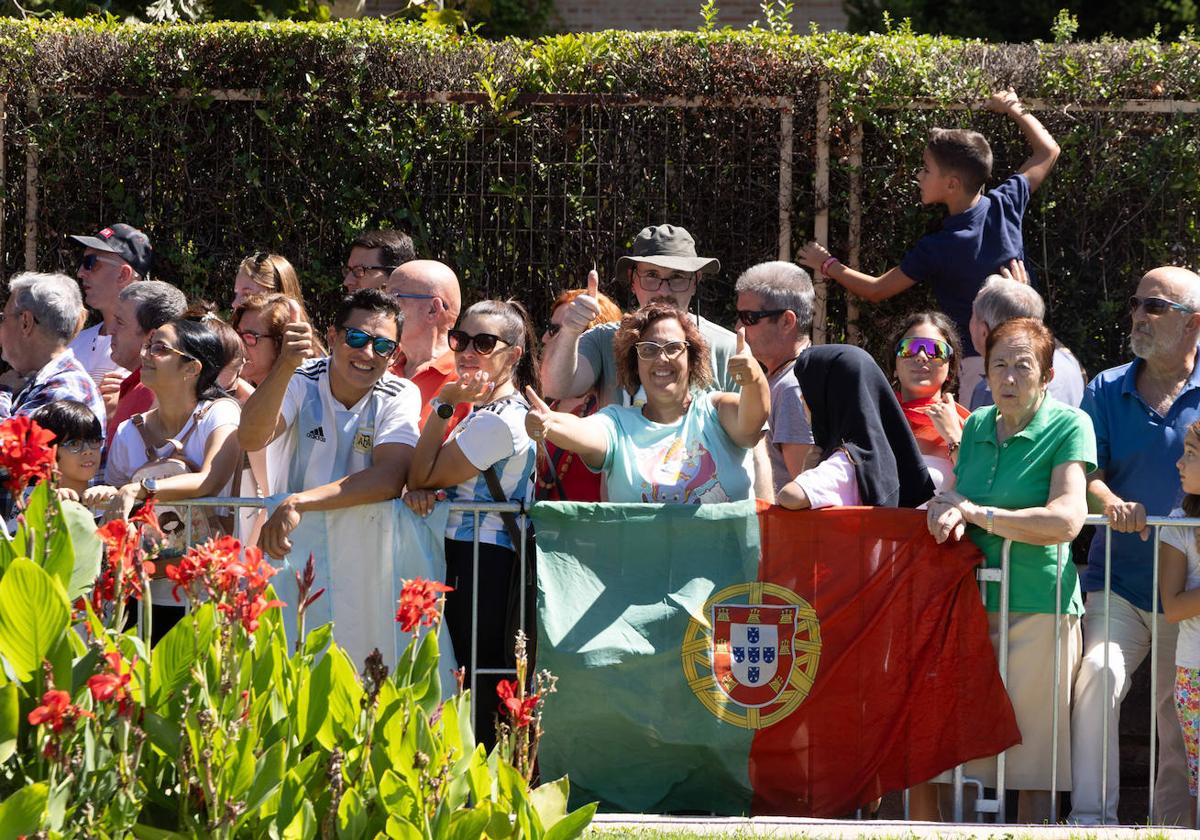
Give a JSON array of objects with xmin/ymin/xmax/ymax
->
[{"xmin": 768, "ymin": 354, "xmax": 801, "ymax": 381}]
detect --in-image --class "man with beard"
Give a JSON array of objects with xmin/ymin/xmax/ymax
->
[
  {"xmin": 541, "ymin": 224, "xmax": 736, "ymax": 407},
  {"xmin": 1069, "ymin": 266, "xmax": 1200, "ymax": 825}
]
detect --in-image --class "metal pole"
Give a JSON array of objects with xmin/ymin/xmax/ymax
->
[
  {"xmin": 471, "ymin": 508, "xmax": 480, "ymax": 733},
  {"xmin": 1150, "ymin": 524, "xmax": 1160, "ymax": 822},
  {"xmin": 1102, "ymin": 524, "xmax": 1113, "ymax": 823},
  {"xmin": 996, "ymin": 539, "xmax": 1011, "ymax": 822},
  {"xmin": 1051, "ymin": 542, "xmax": 1063, "ymax": 822}
]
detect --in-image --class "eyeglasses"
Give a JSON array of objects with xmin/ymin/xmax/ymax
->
[
  {"xmin": 59, "ymin": 439, "xmax": 102, "ymax": 455},
  {"xmin": 544, "ymin": 324, "xmax": 563, "ymax": 339},
  {"xmin": 144, "ymin": 340, "xmax": 195, "ymax": 362},
  {"xmin": 448, "ymin": 329, "xmax": 511, "ymax": 356},
  {"xmin": 239, "ymin": 330, "xmax": 279, "ymax": 348},
  {"xmin": 390, "ymin": 291, "xmax": 436, "ymax": 302},
  {"xmin": 1129, "ymin": 295, "xmax": 1195, "ymax": 316},
  {"xmin": 343, "ymin": 327, "xmax": 399, "ymax": 357},
  {"xmin": 343, "ymin": 264, "xmax": 398, "ymax": 279},
  {"xmin": 895, "ymin": 337, "xmax": 953, "ymax": 361},
  {"xmin": 79, "ymin": 253, "xmax": 122, "ymax": 271},
  {"xmin": 635, "ymin": 269, "xmax": 695, "ymax": 293},
  {"xmin": 635, "ymin": 340, "xmax": 689, "ymax": 361},
  {"xmin": 736, "ymin": 309, "xmax": 789, "ymax": 327}
]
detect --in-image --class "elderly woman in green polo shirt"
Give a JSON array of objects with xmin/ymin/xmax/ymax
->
[{"xmin": 926, "ymin": 316, "xmax": 1096, "ymax": 824}]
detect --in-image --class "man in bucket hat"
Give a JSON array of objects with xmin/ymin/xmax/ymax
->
[
  {"xmin": 542, "ymin": 224, "xmax": 737, "ymax": 408},
  {"xmin": 67, "ymin": 223, "xmax": 154, "ymax": 402}
]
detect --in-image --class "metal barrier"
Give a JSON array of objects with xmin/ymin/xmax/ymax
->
[
  {"xmin": 937, "ymin": 513, "xmax": 1200, "ymax": 829},
  {"xmin": 166, "ymin": 496, "xmax": 530, "ymax": 735}
]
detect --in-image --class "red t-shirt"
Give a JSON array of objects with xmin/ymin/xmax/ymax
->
[
  {"xmin": 389, "ymin": 349, "xmax": 468, "ymax": 432},
  {"xmin": 106, "ymin": 368, "xmax": 155, "ymax": 447}
]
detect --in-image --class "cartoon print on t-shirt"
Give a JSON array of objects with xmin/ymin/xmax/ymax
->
[{"xmin": 637, "ymin": 437, "xmax": 728, "ymax": 504}]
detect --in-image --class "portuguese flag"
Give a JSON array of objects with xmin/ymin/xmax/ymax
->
[{"xmin": 532, "ymin": 500, "xmax": 1020, "ymax": 817}]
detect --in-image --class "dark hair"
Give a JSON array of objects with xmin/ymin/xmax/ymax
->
[
  {"xmin": 926, "ymin": 128, "xmax": 993, "ymax": 194},
  {"xmin": 183, "ymin": 302, "xmax": 244, "ymax": 371},
  {"xmin": 985, "ymin": 317, "xmax": 1055, "ymax": 381},
  {"xmin": 457, "ymin": 299, "xmax": 540, "ymax": 392},
  {"xmin": 888, "ymin": 310, "xmax": 963, "ymax": 396},
  {"xmin": 612, "ymin": 304, "xmax": 712, "ymax": 395},
  {"xmin": 168, "ymin": 318, "xmax": 231, "ymax": 402},
  {"xmin": 350, "ymin": 229, "xmax": 416, "ymax": 269},
  {"xmin": 333, "ymin": 288, "xmax": 403, "ymax": 335},
  {"xmin": 31, "ymin": 399, "xmax": 101, "ymax": 445},
  {"xmin": 1184, "ymin": 420, "xmax": 1200, "ymax": 519}
]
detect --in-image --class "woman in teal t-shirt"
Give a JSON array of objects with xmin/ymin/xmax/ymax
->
[
  {"xmin": 524, "ymin": 303, "xmax": 768, "ymax": 503},
  {"xmin": 926, "ymin": 317, "xmax": 1096, "ymax": 824}
]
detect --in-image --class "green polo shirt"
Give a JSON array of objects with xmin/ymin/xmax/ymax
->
[{"xmin": 954, "ymin": 396, "xmax": 1096, "ymax": 615}]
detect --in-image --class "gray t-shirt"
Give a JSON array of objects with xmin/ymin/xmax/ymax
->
[
  {"xmin": 578, "ymin": 313, "xmax": 737, "ymax": 407},
  {"xmin": 767, "ymin": 363, "xmax": 814, "ymax": 494},
  {"xmin": 970, "ymin": 343, "xmax": 1086, "ymax": 410}
]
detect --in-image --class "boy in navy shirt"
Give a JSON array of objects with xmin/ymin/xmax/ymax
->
[{"xmin": 799, "ymin": 88, "xmax": 1060, "ymax": 397}]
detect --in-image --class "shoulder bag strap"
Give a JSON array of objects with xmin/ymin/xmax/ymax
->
[{"xmin": 482, "ymin": 465, "xmax": 525, "ymax": 550}]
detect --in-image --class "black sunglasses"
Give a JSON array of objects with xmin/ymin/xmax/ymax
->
[
  {"xmin": 343, "ymin": 327, "xmax": 398, "ymax": 357},
  {"xmin": 79, "ymin": 253, "xmax": 120, "ymax": 271},
  {"xmin": 736, "ymin": 309, "xmax": 789, "ymax": 326},
  {"xmin": 448, "ymin": 329, "xmax": 511, "ymax": 356}
]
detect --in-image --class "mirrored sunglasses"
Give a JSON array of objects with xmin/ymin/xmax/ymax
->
[
  {"xmin": 895, "ymin": 336, "xmax": 952, "ymax": 361},
  {"xmin": 1129, "ymin": 295, "xmax": 1195, "ymax": 316},
  {"xmin": 343, "ymin": 327, "xmax": 398, "ymax": 357}
]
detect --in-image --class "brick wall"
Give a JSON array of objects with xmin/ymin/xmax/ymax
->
[{"xmin": 358, "ymin": 0, "xmax": 848, "ymax": 32}]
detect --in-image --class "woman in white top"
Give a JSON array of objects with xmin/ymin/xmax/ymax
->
[
  {"xmin": 890, "ymin": 311, "xmax": 970, "ymax": 491},
  {"xmin": 95, "ymin": 318, "xmax": 243, "ymax": 641},
  {"xmin": 403, "ymin": 299, "xmax": 539, "ymax": 750}
]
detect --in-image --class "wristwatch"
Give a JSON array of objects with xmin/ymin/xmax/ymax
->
[
  {"xmin": 139, "ymin": 477, "xmax": 159, "ymax": 498},
  {"xmin": 429, "ymin": 398, "xmax": 455, "ymax": 420}
]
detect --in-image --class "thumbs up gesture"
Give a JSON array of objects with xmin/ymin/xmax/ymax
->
[
  {"xmin": 524, "ymin": 386, "xmax": 555, "ymax": 443},
  {"xmin": 725, "ymin": 327, "xmax": 762, "ymax": 389},
  {"xmin": 560, "ymin": 270, "xmax": 603, "ymax": 336}
]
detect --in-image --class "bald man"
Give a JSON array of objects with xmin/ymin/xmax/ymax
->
[
  {"xmin": 1069, "ymin": 266, "xmax": 1200, "ymax": 825},
  {"xmin": 385, "ymin": 259, "xmax": 465, "ymax": 428}
]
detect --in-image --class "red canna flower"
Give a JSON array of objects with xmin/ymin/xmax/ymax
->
[
  {"xmin": 88, "ymin": 651, "xmax": 135, "ymax": 717},
  {"xmin": 218, "ymin": 590, "xmax": 285, "ymax": 634},
  {"xmin": 129, "ymin": 497, "xmax": 161, "ymax": 536},
  {"xmin": 496, "ymin": 679, "xmax": 539, "ymax": 727},
  {"xmin": 27, "ymin": 689, "xmax": 92, "ymax": 733},
  {"xmin": 0, "ymin": 415, "xmax": 57, "ymax": 496},
  {"xmin": 395, "ymin": 578, "xmax": 454, "ymax": 633}
]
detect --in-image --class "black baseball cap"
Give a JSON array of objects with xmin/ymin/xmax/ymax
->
[{"xmin": 70, "ymin": 223, "xmax": 153, "ymax": 276}]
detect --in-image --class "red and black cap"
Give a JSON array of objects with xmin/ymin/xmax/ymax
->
[{"xmin": 70, "ymin": 223, "xmax": 153, "ymax": 276}]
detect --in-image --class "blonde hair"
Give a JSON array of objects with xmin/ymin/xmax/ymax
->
[{"xmin": 238, "ymin": 252, "xmax": 303, "ymax": 302}]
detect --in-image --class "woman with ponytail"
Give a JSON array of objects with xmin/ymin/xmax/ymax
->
[{"xmin": 404, "ymin": 299, "xmax": 539, "ymax": 749}]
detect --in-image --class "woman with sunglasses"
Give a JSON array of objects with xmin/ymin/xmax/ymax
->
[
  {"xmin": 403, "ymin": 299, "xmax": 540, "ymax": 749},
  {"xmin": 890, "ymin": 312, "xmax": 971, "ymax": 491},
  {"xmin": 94, "ymin": 318, "xmax": 243, "ymax": 639},
  {"xmin": 231, "ymin": 251, "xmax": 307, "ymax": 312},
  {"xmin": 536, "ymin": 287, "xmax": 622, "ymax": 501},
  {"xmin": 776, "ymin": 344, "xmax": 935, "ymax": 510},
  {"xmin": 524, "ymin": 303, "xmax": 768, "ymax": 504},
  {"xmin": 926, "ymin": 317, "xmax": 1094, "ymax": 823}
]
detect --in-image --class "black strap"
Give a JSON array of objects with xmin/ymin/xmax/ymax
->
[{"xmin": 482, "ymin": 465, "xmax": 525, "ymax": 549}]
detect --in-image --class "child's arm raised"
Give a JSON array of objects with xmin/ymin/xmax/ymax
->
[
  {"xmin": 797, "ymin": 242, "xmax": 915, "ymax": 303},
  {"xmin": 1160, "ymin": 540, "xmax": 1200, "ymax": 623},
  {"xmin": 987, "ymin": 88, "xmax": 1060, "ymax": 194}
]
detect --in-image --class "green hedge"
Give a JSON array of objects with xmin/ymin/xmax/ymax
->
[{"xmin": 1, "ymin": 19, "xmax": 1199, "ymax": 377}]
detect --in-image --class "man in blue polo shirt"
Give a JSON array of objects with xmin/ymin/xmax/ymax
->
[{"xmin": 1069, "ymin": 266, "xmax": 1200, "ymax": 826}]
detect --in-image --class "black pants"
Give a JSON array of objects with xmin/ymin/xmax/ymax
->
[
  {"xmin": 124, "ymin": 600, "xmax": 187, "ymax": 647},
  {"xmin": 444, "ymin": 538, "xmax": 517, "ymax": 752}
]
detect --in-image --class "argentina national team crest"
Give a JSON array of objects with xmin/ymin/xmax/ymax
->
[{"xmin": 681, "ymin": 582, "xmax": 821, "ymax": 729}]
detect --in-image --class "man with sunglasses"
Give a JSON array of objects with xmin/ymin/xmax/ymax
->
[
  {"xmin": 342, "ymin": 229, "xmax": 416, "ymax": 293},
  {"xmin": 542, "ymin": 224, "xmax": 736, "ymax": 408},
  {"xmin": 734, "ymin": 261, "xmax": 816, "ymax": 494},
  {"xmin": 1068, "ymin": 266, "xmax": 1200, "ymax": 826},
  {"xmin": 67, "ymin": 223, "xmax": 154, "ymax": 408},
  {"xmin": 383, "ymin": 259, "xmax": 468, "ymax": 428}
]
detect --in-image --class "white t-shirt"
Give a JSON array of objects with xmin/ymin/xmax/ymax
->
[
  {"xmin": 444, "ymin": 395, "xmax": 536, "ymax": 549},
  {"xmin": 1162, "ymin": 509, "xmax": 1200, "ymax": 669},
  {"xmin": 106, "ymin": 398, "xmax": 242, "ymax": 602},
  {"xmin": 793, "ymin": 449, "xmax": 861, "ymax": 508},
  {"xmin": 69, "ymin": 323, "xmax": 130, "ymax": 390},
  {"xmin": 271, "ymin": 358, "xmax": 421, "ymax": 496}
]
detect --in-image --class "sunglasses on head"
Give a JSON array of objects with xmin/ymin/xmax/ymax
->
[
  {"xmin": 895, "ymin": 336, "xmax": 953, "ymax": 361},
  {"xmin": 448, "ymin": 329, "xmax": 511, "ymax": 355},
  {"xmin": 1129, "ymin": 295, "xmax": 1195, "ymax": 316},
  {"xmin": 343, "ymin": 327, "xmax": 398, "ymax": 357},
  {"xmin": 736, "ymin": 309, "xmax": 789, "ymax": 327}
]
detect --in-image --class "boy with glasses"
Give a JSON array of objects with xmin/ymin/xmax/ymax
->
[
  {"xmin": 541, "ymin": 224, "xmax": 737, "ymax": 408},
  {"xmin": 342, "ymin": 229, "xmax": 416, "ymax": 293},
  {"xmin": 68, "ymin": 223, "xmax": 154, "ymax": 406},
  {"xmin": 239, "ymin": 289, "xmax": 425, "ymax": 662}
]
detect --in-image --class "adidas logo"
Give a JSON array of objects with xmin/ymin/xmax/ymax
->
[{"xmin": 305, "ymin": 426, "xmax": 325, "ymax": 442}]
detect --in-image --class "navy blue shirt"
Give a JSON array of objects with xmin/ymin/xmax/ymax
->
[
  {"xmin": 1081, "ymin": 355, "xmax": 1200, "ymax": 611},
  {"xmin": 900, "ymin": 174, "xmax": 1031, "ymax": 357}
]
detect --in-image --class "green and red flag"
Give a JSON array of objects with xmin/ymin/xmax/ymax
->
[{"xmin": 532, "ymin": 500, "xmax": 1020, "ymax": 817}]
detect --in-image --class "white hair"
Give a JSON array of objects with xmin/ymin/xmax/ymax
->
[{"xmin": 8, "ymin": 272, "xmax": 83, "ymax": 342}]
